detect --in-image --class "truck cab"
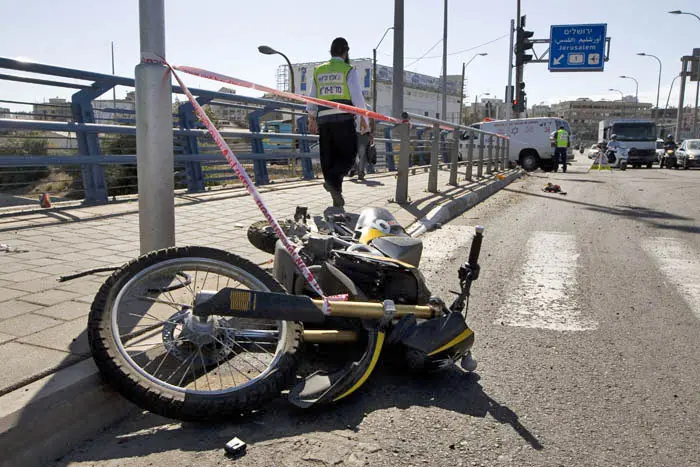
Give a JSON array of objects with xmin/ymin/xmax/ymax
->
[{"xmin": 598, "ymin": 119, "xmax": 657, "ymax": 168}]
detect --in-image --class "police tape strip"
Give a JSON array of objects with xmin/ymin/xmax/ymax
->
[{"xmin": 159, "ymin": 57, "xmax": 328, "ymax": 303}]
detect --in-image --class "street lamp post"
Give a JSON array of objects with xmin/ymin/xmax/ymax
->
[
  {"xmin": 620, "ymin": 75, "xmax": 639, "ymax": 116},
  {"xmin": 459, "ymin": 53, "xmax": 488, "ymax": 125},
  {"xmin": 258, "ymin": 45, "xmax": 295, "ymax": 134},
  {"xmin": 664, "ymin": 74, "xmax": 681, "ymax": 134},
  {"xmin": 372, "ymin": 26, "xmax": 394, "ymax": 129},
  {"xmin": 669, "ymin": 10, "xmax": 700, "ymax": 137},
  {"xmin": 668, "ymin": 9, "xmax": 700, "ymax": 21},
  {"xmin": 609, "ymin": 88, "xmax": 624, "ymax": 101},
  {"xmin": 637, "ymin": 53, "xmax": 662, "ymax": 109}
]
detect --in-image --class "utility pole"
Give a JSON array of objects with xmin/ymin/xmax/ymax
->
[
  {"xmin": 392, "ymin": 0, "xmax": 404, "ymax": 119},
  {"xmin": 111, "ymin": 41, "xmax": 116, "ymax": 109},
  {"xmin": 514, "ymin": 0, "xmax": 522, "ymax": 118},
  {"xmin": 506, "ymin": 19, "xmax": 514, "ymax": 130},
  {"xmin": 459, "ymin": 62, "xmax": 466, "ymax": 125},
  {"xmin": 441, "ymin": 0, "xmax": 448, "ymax": 122},
  {"xmin": 676, "ymin": 57, "xmax": 690, "ymax": 141}
]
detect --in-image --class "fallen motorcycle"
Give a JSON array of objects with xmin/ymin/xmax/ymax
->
[{"xmin": 88, "ymin": 207, "xmax": 484, "ymax": 421}]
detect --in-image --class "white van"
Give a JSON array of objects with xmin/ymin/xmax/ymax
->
[{"xmin": 459, "ymin": 117, "xmax": 573, "ymax": 172}]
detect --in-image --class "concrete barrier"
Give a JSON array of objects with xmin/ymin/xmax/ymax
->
[
  {"xmin": 407, "ymin": 169, "xmax": 523, "ymax": 237},
  {"xmin": 0, "ymin": 359, "xmax": 136, "ymax": 467}
]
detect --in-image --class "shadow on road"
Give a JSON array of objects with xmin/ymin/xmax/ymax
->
[{"xmin": 52, "ymin": 367, "xmax": 543, "ymax": 465}]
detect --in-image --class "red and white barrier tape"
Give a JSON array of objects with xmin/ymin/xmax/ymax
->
[
  {"xmin": 141, "ymin": 54, "xmax": 506, "ymax": 311},
  {"xmin": 152, "ymin": 55, "xmax": 327, "ymax": 303}
]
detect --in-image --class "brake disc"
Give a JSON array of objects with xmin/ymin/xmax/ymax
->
[{"xmin": 162, "ymin": 311, "xmax": 236, "ymax": 366}]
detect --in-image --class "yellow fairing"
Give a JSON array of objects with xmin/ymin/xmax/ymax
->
[
  {"xmin": 359, "ymin": 228, "xmax": 390, "ymax": 245},
  {"xmin": 427, "ymin": 328, "xmax": 473, "ymax": 356},
  {"xmin": 333, "ymin": 332, "xmax": 385, "ymax": 401}
]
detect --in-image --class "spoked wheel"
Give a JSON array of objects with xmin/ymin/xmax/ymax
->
[{"xmin": 88, "ymin": 246, "xmax": 302, "ymax": 421}]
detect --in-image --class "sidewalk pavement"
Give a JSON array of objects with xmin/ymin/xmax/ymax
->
[{"xmin": 0, "ymin": 167, "xmax": 516, "ymax": 395}]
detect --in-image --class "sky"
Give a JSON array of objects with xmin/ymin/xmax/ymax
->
[{"xmin": 1, "ymin": 0, "xmax": 699, "ymax": 112}]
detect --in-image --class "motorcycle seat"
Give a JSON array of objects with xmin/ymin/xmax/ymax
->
[{"xmin": 370, "ymin": 235, "xmax": 423, "ymax": 267}]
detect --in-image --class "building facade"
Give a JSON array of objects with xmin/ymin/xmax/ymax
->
[
  {"xmin": 551, "ymin": 98, "xmax": 653, "ymax": 143},
  {"xmin": 32, "ymin": 98, "xmax": 72, "ymax": 122},
  {"xmin": 287, "ymin": 59, "xmax": 462, "ymax": 123}
]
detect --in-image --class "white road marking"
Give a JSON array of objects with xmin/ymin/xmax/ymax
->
[
  {"xmin": 642, "ymin": 237, "xmax": 700, "ymax": 321},
  {"xmin": 498, "ymin": 231, "xmax": 598, "ymax": 331}
]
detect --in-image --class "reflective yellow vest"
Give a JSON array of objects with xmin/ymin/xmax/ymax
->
[
  {"xmin": 556, "ymin": 129, "xmax": 569, "ymax": 148},
  {"xmin": 314, "ymin": 59, "xmax": 353, "ymax": 122}
]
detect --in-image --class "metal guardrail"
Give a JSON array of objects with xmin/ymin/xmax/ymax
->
[
  {"xmin": 393, "ymin": 112, "xmax": 511, "ymax": 203},
  {"xmin": 0, "ymin": 57, "xmax": 509, "ymax": 207}
]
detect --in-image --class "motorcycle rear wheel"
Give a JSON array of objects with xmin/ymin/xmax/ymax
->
[
  {"xmin": 247, "ymin": 220, "xmax": 293, "ymax": 254},
  {"xmin": 88, "ymin": 246, "xmax": 302, "ymax": 421}
]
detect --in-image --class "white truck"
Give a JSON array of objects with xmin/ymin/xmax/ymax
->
[
  {"xmin": 598, "ymin": 119, "xmax": 657, "ymax": 168},
  {"xmin": 459, "ymin": 117, "xmax": 573, "ymax": 172}
]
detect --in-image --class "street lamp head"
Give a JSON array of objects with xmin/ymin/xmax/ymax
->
[
  {"xmin": 478, "ymin": 53, "xmax": 488, "ymax": 56},
  {"xmin": 637, "ymin": 52, "xmax": 646, "ymax": 56},
  {"xmin": 668, "ymin": 10, "xmax": 682, "ymax": 14},
  {"xmin": 258, "ymin": 45, "xmax": 277, "ymax": 55},
  {"xmin": 620, "ymin": 75, "xmax": 628, "ymax": 78}
]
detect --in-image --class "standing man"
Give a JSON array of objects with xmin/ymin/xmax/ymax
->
[
  {"xmin": 553, "ymin": 125, "xmax": 570, "ymax": 173},
  {"xmin": 307, "ymin": 37, "xmax": 370, "ymax": 207}
]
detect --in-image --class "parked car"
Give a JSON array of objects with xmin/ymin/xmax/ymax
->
[
  {"xmin": 587, "ymin": 143, "xmax": 599, "ymax": 159},
  {"xmin": 675, "ymin": 139, "xmax": 700, "ymax": 169},
  {"xmin": 655, "ymin": 138, "xmax": 665, "ymax": 163}
]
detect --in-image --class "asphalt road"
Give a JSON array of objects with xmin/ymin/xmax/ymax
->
[{"xmin": 55, "ymin": 161, "xmax": 700, "ymax": 467}]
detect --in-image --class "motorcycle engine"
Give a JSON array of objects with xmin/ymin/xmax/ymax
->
[{"xmin": 329, "ymin": 250, "xmax": 431, "ymax": 304}]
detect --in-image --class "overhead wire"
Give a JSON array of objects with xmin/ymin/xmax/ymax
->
[
  {"xmin": 379, "ymin": 33, "xmax": 509, "ymax": 62},
  {"xmin": 404, "ymin": 38, "xmax": 443, "ymax": 69}
]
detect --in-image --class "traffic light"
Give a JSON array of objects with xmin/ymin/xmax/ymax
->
[
  {"xmin": 516, "ymin": 82, "xmax": 527, "ymax": 112},
  {"xmin": 515, "ymin": 16, "xmax": 534, "ymax": 67}
]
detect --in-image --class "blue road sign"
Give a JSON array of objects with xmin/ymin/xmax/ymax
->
[{"xmin": 549, "ymin": 24, "xmax": 607, "ymax": 72}]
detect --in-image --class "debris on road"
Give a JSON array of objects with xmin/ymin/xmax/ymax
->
[
  {"xmin": 224, "ymin": 437, "xmax": 247, "ymax": 458},
  {"xmin": 0, "ymin": 243, "xmax": 28, "ymax": 253},
  {"xmin": 542, "ymin": 183, "xmax": 567, "ymax": 195}
]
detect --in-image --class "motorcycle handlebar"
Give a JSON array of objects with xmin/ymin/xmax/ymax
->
[{"xmin": 468, "ymin": 226, "xmax": 484, "ymax": 266}]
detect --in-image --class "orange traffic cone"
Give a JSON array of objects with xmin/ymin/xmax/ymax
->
[{"xmin": 40, "ymin": 193, "xmax": 52, "ymax": 208}]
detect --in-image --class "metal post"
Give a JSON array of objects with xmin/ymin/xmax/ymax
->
[
  {"xmin": 477, "ymin": 133, "xmax": 485, "ymax": 178},
  {"xmin": 392, "ymin": 0, "xmax": 404, "ymax": 118},
  {"xmin": 693, "ymin": 79, "xmax": 699, "ymax": 138},
  {"xmin": 384, "ymin": 127, "xmax": 396, "ymax": 171},
  {"xmin": 428, "ymin": 122, "xmax": 439, "ymax": 192},
  {"xmin": 466, "ymin": 130, "xmax": 474, "ymax": 181},
  {"xmin": 449, "ymin": 129, "xmax": 459, "ymax": 185},
  {"xmin": 459, "ymin": 62, "xmax": 465, "ymax": 125},
  {"xmin": 373, "ymin": 48, "xmax": 378, "ymax": 116},
  {"xmin": 297, "ymin": 116, "xmax": 315, "ymax": 179},
  {"xmin": 514, "ymin": 1, "xmax": 522, "ymax": 118},
  {"xmin": 441, "ymin": 0, "xmax": 448, "ymax": 124},
  {"xmin": 135, "ymin": 0, "xmax": 174, "ymax": 253},
  {"xmin": 506, "ymin": 19, "xmax": 515, "ymax": 140},
  {"xmin": 494, "ymin": 138, "xmax": 501, "ymax": 171},
  {"xmin": 486, "ymin": 136, "xmax": 493, "ymax": 174},
  {"xmin": 506, "ymin": 138, "xmax": 510, "ymax": 169},
  {"xmin": 676, "ymin": 58, "xmax": 688, "ymax": 141},
  {"xmin": 395, "ymin": 122, "xmax": 410, "ymax": 203}
]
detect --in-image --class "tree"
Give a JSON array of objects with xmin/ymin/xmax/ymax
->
[{"xmin": 0, "ymin": 133, "xmax": 50, "ymax": 189}]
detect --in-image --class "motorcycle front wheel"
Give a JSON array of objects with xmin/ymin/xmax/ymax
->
[{"xmin": 88, "ymin": 246, "xmax": 302, "ymax": 421}]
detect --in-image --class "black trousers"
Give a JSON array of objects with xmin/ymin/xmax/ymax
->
[
  {"xmin": 554, "ymin": 147, "xmax": 568, "ymax": 172},
  {"xmin": 319, "ymin": 119, "xmax": 358, "ymax": 193}
]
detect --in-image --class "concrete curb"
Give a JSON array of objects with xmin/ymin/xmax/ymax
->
[
  {"xmin": 407, "ymin": 169, "xmax": 523, "ymax": 237},
  {"xmin": 0, "ymin": 359, "xmax": 136, "ymax": 467}
]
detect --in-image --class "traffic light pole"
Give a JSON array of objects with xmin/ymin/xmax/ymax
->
[
  {"xmin": 514, "ymin": 1, "xmax": 522, "ymax": 118},
  {"xmin": 506, "ymin": 19, "xmax": 514, "ymax": 127}
]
